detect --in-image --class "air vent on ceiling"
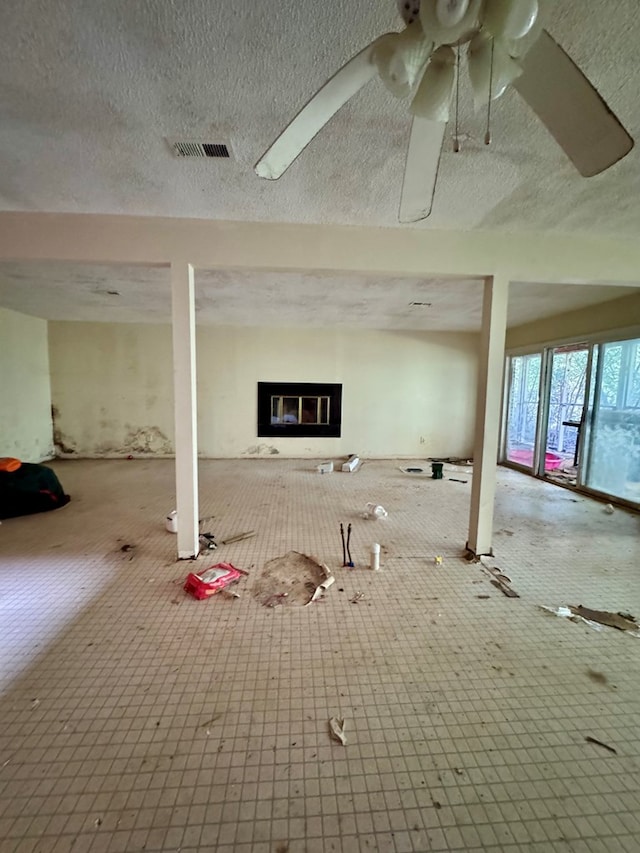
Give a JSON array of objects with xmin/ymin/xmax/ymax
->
[{"xmin": 170, "ymin": 140, "xmax": 231, "ymax": 159}]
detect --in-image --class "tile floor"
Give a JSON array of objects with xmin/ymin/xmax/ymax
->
[{"xmin": 1, "ymin": 458, "xmax": 640, "ymax": 853}]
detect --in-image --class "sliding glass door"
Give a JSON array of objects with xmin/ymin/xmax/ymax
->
[
  {"xmin": 504, "ymin": 353, "xmax": 542, "ymax": 471},
  {"xmin": 542, "ymin": 344, "xmax": 589, "ymax": 485},
  {"xmin": 503, "ymin": 335, "xmax": 640, "ymax": 508},
  {"xmin": 583, "ymin": 337, "xmax": 640, "ymax": 502}
]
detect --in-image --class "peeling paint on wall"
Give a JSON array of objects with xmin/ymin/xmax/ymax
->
[{"xmin": 123, "ymin": 426, "xmax": 173, "ymax": 455}]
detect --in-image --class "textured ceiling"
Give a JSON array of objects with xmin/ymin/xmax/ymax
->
[
  {"xmin": 0, "ymin": 0, "xmax": 639, "ymax": 235},
  {"xmin": 0, "ymin": 262, "xmax": 635, "ymax": 332}
]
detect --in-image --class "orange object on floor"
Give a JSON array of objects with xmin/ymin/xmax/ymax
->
[{"xmin": 0, "ymin": 457, "xmax": 21, "ymax": 473}]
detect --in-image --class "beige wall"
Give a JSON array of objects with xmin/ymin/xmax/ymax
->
[
  {"xmin": 0, "ymin": 307, "xmax": 53, "ymax": 462},
  {"xmin": 506, "ymin": 290, "xmax": 640, "ymax": 350},
  {"xmin": 48, "ymin": 322, "xmax": 479, "ymax": 459}
]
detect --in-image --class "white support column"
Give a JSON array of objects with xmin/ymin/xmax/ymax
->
[
  {"xmin": 171, "ymin": 261, "xmax": 199, "ymax": 559},
  {"xmin": 467, "ymin": 275, "xmax": 509, "ymax": 557}
]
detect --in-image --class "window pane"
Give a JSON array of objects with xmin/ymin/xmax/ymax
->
[
  {"xmin": 585, "ymin": 337, "xmax": 640, "ymax": 502},
  {"xmin": 544, "ymin": 345, "xmax": 589, "ymax": 478},
  {"xmin": 282, "ymin": 397, "xmax": 299, "ymax": 423},
  {"xmin": 505, "ymin": 353, "xmax": 541, "ymax": 468},
  {"xmin": 301, "ymin": 398, "xmax": 318, "ymax": 424}
]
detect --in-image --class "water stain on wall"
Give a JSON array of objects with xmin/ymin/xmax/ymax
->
[
  {"xmin": 51, "ymin": 404, "xmax": 77, "ymax": 455},
  {"xmin": 123, "ymin": 426, "xmax": 173, "ymax": 455},
  {"xmin": 245, "ymin": 444, "xmax": 280, "ymax": 456}
]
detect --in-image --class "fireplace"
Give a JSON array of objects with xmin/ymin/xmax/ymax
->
[{"xmin": 257, "ymin": 382, "xmax": 342, "ymax": 438}]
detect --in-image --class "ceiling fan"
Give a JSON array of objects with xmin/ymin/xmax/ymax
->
[{"xmin": 254, "ymin": 0, "xmax": 633, "ymax": 223}]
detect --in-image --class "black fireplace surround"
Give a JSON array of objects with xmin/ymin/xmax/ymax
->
[{"xmin": 257, "ymin": 382, "xmax": 342, "ymax": 438}]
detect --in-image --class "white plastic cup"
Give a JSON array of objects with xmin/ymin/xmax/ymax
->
[
  {"xmin": 370, "ymin": 542, "xmax": 381, "ymax": 571},
  {"xmin": 165, "ymin": 510, "xmax": 178, "ymax": 533}
]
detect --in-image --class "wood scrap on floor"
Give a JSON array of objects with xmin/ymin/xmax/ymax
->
[
  {"xmin": 540, "ymin": 605, "xmax": 640, "ymax": 636},
  {"xmin": 570, "ymin": 606, "xmax": 638, "ymax": 632},
  {"xmin": 479, "ymin": 556, "xmax": 520, "ymax": 598},
  {"xmin": 585, "ymin": 736, "xmax": 617, "ymax": 754},
  {"xmin": 221, "ymin": 530, "xmax": 256, "ymax": 545}
]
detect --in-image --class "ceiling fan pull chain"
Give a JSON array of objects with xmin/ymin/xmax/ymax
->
[
  {"xmin": 484, "ymin": 37, "xmax": 494, "ymax": 145},
  {"xmin": 453, "ymin": 44, "xmax": 461, "ymax": 152}
]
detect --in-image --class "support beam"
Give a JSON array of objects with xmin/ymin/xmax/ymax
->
[
  {"xmin": 468, "ymin": 275, "xmax": 509, "ymax": 557},
  {"xmin": 2, "ymin": 212, "xmax": 640, "ymax": 286},
  {"xmin": 171, "ymin": 262, "xmax": 199, "ymax": 559}
]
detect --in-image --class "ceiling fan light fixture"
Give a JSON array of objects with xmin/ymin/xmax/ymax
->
[
  {"xmin": 373, "ymin": 24, "xmax": 433, "ymax": 98},
  {"xmin": 410, "ymin": 45, "xmax": 456, "ymax": 121},
  {"xmin": 483, "ymin": 0, "xmax": 538, "ymax": 41},
  {"xmin": 435, "ymin": 0, "xmax": 469, "ymax": 28},
  {"xmin": 468, "ymin": 33, "xmax": 522, "ymax": 108},
  {"xmin": 420, "ymin": 0, "xmax": 482, "ymax": 46}
]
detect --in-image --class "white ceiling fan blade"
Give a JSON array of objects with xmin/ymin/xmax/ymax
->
[
  {"xmin": 399, "ymin": 116, "xmax": 446, "ymax": 222},
  {"xmin": 513, "ymin": 29, "xmax": 634, "ymax": 177},
  {"xmin": 255, "ymin": 36, "xmax": 390, "ymax": 180}
]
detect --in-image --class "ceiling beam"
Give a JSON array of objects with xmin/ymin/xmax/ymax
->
[{"xmin": 0, "ymin": 212, "xmax": 639, "ymax": 286}]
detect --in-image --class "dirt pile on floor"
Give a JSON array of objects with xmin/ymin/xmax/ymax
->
[{"xmin": 253, "ymin": 550, "xmax": 328, "ymax": 606}]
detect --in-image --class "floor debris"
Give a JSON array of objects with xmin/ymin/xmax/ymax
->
[
  {"xmin": 346, "ymin": 522, "xmax": 354, "ymax": 566},
  {"xmin": 480, "ymin": 557, "xmax": 519, "ymax": 598},
  {"xmin": 587, "ymin": 669, "xmax": 608, "ymax": 685},
  {"xmin": 490, "ymin": 578, "xmax": 519, "ymax": 598},
  {"xmin": 200, "ymin": 713, "xmax": 223, "ymax": 728},
  {"xmin": 362, "ymin": 503, "xmax": 388, "ymax": 519},
  {"xmin": 263, "ymin": 592, "xmax": 289, "ymax": 608},
  {"xmin": 254, "ymin": 551, "xmax": 334, "ymax": 607},
  {"xmin": 585, "ymin": 736, "xmax": 617, "ymax": 754},
  {"xmin": 540, "ymin": 605, "xmax": 640, "ymax": 636},
  {"xmin": 604, "ymin": 503, "xmax": 615, "ymax": 514},
  {"xmin": 220, "ymin": 588, "xmax": 241, "ymax": 600},
  {"xmin": 199, "ymin": 532, "xmax": 217, "ymax": 550},
  {"xmin": 350, "ymin": 591, "xmax": 365, "ymax": 604},
  {"xmin": 184, "ymin": 563, "xmax": 247, "ymax": 600},
  {"xmin": 342, "ymin": 454, "xmax": 360, "ymax": 473},
  {"xmin": 340, "ymin": 522, "xmax": 355, "ymax": 566},
  {"xmin": 448, "ymin": 478, "xmax": 468, "ymax": 484},
  {"xmin": 329, "ymin": 716, "xmax": 347, "ymax": 745},
  {"xmin": 570, "ymin": 606, "xmax": 638, "ymax": 632},
  {"xmin": 308, "ymin": 575, "xmax": 336, "ymax": 605},
  {"xmin": 119, "ymin": 544, "xmax": 135, "ymax": 552},
  {"xmin": 221, "ymin": 530, "xmax": 256, "ymax": 545}
]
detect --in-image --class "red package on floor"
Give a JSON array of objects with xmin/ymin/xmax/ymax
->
[{"xmin": 184, "ymin": 562, "xmax": 244, "ymax": 599}]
